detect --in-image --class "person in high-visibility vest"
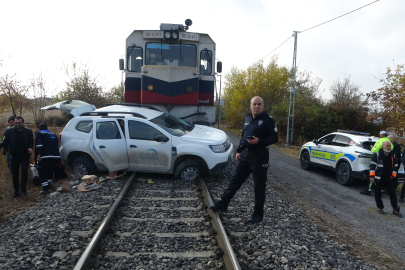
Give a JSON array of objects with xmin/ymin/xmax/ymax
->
[{"xmin": 361, "ymin": 131, "xmax": 393, "ymax": 195}]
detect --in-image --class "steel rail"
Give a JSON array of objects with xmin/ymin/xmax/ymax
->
[
  {"xmin": 73, "ymin": 172, "xmax": 136, "ymax": 270},
  {"xmin": 199, "ymin": 177, "xmax": 241, "ymax": 270}
]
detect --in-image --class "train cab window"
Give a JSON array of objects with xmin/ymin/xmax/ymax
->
[
  {"xmin": 200, "ymin": 50, "xmax": 212, "ymax": 75},
  {"xmin": 127, "ymin": 46, "xmax": 143, "ymax": 72},
  {"xmin": 145, "ymin": 43, "xmax": 196, "ymax": 67}
]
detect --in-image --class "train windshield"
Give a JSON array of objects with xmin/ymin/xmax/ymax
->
[
  {"xmin": 145, "ymin": 43, "xmax": 196, "ymax": 67},
  {"xmin": 150, "ymin": 112, "xmax": 193, "ymax": 136}
]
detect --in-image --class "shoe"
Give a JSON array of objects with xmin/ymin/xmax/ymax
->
[
  {"xmin": 208, "ymin": 201, "xmax": 228, "ymax": 213},
  {"xmin": 12, "ymin": 192, "xmax": 20, "ymax": 198},
  {"xmin": 399, "ymin": 197, "xmax": 404, "ymax": 203},
  {"xmin": 20, "ymin": 191, "xmax": 28, "ymax": 196},
  {"xmin": 360, "ymin": 189, "xmax": 371, "ymax": 196},
  {"xmin": 393, "ymin": 207, "xmax": 402, "ymax": 218},
  {"xmin": 378, "ymin": 208, "xmax": 384, "ymax": 214},
  {"xmin": 245, "ymin": 214, "xmax": 263, "ymax": 224}
]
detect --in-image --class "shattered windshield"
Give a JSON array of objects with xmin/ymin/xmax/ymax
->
[{"xmin": 150, "ymin": 113, "xmax": 193, "ymax": 136}]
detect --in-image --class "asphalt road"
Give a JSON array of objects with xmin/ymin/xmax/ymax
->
[{"xmin": 226, "ymin": 132, "xmax": 405, "ymax": 263}]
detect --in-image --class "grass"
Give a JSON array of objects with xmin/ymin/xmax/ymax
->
[{"xmin": 0, "ymin": 122, "xmax": 66, "ymax": 225}]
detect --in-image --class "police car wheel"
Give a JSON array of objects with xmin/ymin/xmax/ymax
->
[
  {"xmin": 72, "ymin": 157, "xmax": 97, "ymax": 179},
  {"xmin": 174, "ymin": 161, "xmax": 202, "ymax": 181},
  {"xmin": 300, "ymin": 151, "xmax": 312, "ymax": 170},
  {"xmin": 336, "ymin": 162, "xmax": 354, "ymax": 186}
]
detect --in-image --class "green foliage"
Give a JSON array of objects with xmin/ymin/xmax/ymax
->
[
  {"xmin": 41, "ymin": 114, "xmax": 72, "ymax": 127},
  {"xmin": 105, "ymin": 83, "xmax": 124, "ymax": 104},
  {"xmin": 221, "ymin": 57, "xmax": 380, "ymax": 143},
  {"xmin": 55, "ymin": 62, "xmax": 107, "ymax": 108}
]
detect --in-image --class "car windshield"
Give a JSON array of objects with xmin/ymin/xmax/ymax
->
[{"xmin": 150, "ymin": 113, "xmax": 193, "ymax": 136}]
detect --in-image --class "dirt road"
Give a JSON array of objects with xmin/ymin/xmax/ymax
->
[{"xmin": 227, "ymin": 132, "xmax": 405, "ymax": 269}]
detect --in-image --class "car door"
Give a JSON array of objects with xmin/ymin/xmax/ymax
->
[
  {"xmin": 126, "ymin": 120, "xmax": 172, "ymax": 172},
  {"xmin": 311, "ymin": 134, "xmax": 336, "ymax": 166},
  {"xmin": 327, "ymin": 135, "xmax": 351, "ymax": 168},
  {"xmin": 92, "ymin": 119, "xmax": 129, "ymax": 172}
]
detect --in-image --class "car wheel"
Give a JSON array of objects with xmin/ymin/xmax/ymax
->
[
  {"xmin": 336, "ymin": 162, "xmax": 354, "ymax": 186},
  {"xmin": 72, "ymin": 157, "xmax": 97, "ymax": 179},
  {"xmin": 174, "ymin": 160, "xmax": 202, "ymax": 181},
  {"xmin": 300, "ymin": 151, "xmax": 312, "ymax": 170}
]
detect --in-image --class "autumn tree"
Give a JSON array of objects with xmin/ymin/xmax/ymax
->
[
  {"xmin": 368, "ymin": 64, "xmax": 405, "ymax": 134},
  {"xmin": 0, "ymin": 74, "xmax": 30, "ymax": 117},
  {"xmin": 105, "ymin": 83, "xmax": 124, "ymax": 104}
]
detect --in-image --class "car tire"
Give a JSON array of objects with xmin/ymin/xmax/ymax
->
[
  {"xmin": 174, "ymin": 160, "xmax": 203, "ymax": 181},
  {"xmin": 300, "ymin": 151, "xmax": 312, "ymax": 170},
  {"xmin": 72, "ymin": 157, "xmax": 97, "ymax": 179},
  {"xmin": 336, "ymin": 162, "xmax": 354, "ymax": 186}
]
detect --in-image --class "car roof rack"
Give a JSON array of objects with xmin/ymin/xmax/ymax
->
[
  {"xmin": 101, "ymin": 103, "xmax": 161, "ymax": 112},
  {"xmin": 80, "ymin": 111, "xmax": 146, "ymax": 119},
  {"xmin": 337, "ymin": 129, "xmax": 370, "ymax": 136}
]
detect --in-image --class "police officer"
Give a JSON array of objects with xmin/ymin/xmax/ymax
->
[
  {"xmin": 209, "ymin": 96, "xmax": 278, "ymax": 224},
  {"xmin": 35, "ymin": 123, "xmax": 60, "ymax": 195}
]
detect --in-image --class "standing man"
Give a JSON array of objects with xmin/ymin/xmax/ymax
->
[
  {"xmin": 35, "ymin": 123, "xmax": 60, "ymax": 195},
  {"xmin": 360, "ymin": 130, "xmax": 393, "ymax": 195},
  {"xmin": 369, "ymin": 141, "xmax": 402, "ymax": 217},
  {"xmin": 209, "ymin": 96, "xmax": 278, "ymax": 224},
  {"xmin": 2, "ymin": 116, "xmax": 15, "ymax": 172},
  {"xmin": 0, "ymin": 116, "xmax": 34, "ymax": 198},
  {"xmin": 388, "ymin": 135, "xmax": 401, "ymax": 189}
]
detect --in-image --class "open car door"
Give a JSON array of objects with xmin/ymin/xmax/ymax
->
[{"xmin": 92, "ymin": 118, "xmax": 129, "ymax": 172}]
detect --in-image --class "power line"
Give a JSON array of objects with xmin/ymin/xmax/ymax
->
[
  {"xmin": 259, "ymin": 35, "xmax": 293, "ymax": 62},
  {"xmin": 300, "ymin": 0, "xmax": 380, "ymax": 33}
]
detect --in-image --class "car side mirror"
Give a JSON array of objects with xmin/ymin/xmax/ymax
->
[
  {"xmin": 155, "ymin": 134, "xmax": 169, "ymax": 142},
  {"xmin": 313, "ymin": 139, "xmax": 318, "ymax": 145}
]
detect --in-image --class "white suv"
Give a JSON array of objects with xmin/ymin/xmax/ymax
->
[
  {"xmin": 42, "ymin": 100, "xmax": 233, "ymax": 181},
  {"xmin": 299, "ymin": 130, "xmax": 378, "ymax": 185}
]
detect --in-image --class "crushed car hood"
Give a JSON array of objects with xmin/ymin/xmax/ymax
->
[{"xmin": 181, "ymin": 125, "xmax": 227, "ymax": 144}]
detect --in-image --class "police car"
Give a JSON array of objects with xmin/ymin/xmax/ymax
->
[
  {"xmin": 299, "ymin": 130, "xmax": 378, "ymax": 185},
  {"xmin": 41, "ymin": 100, "xmax": 233, "ymax": 181}
]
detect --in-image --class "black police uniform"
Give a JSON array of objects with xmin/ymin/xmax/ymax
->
[
  {"xmin": 35, "ymin": 129, "xmax": 60, "ymax": 191},
  {"xmin": 220, "ymin": 112, "xmax": 278, "ymax": 217}
]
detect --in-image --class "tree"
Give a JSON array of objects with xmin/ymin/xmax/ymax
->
[
  {"xmin": 0, "ymin": 74, "xmax": 30, "ymax": 117},
  {"xmin": 368, "ymin": 64, "xmax": 405, "ymax": 134},
  {"xmin": 105, "ymin": 83, "xmax": 124, "ymax": 104},
  {"xmin": 221, "ymin": 56, "xmax": 290, "ymax": 127},
  {"xmin": 328, "ymin": 75, "xmax": 366, "ymax": 110},
  {"xmin": 55, "ymin": 62, "xmax": 107, "ymax": 107},
  {"xmin": 25, "ymin": 73, "xmax": 51, "ymax": 124}
]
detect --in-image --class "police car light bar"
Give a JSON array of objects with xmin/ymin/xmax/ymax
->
[{"xmin": 337, "ymin": 129, "xmax": 370, "ymax": 136}]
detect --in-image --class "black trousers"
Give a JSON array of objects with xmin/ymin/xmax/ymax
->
[
  {"xmin": 375, "ymin": 176, "xmax": 398, "ymax": 209},
  {"xmin": 37, "ymin": 158, "xmax": 57, "ymax": 191},
  {"xmin": 10, "ymin": 155, "xmax": 30, "ymax": 193},
  {"xmin": 221, "ymin": 148, "xmax": 269, "ymax": 216}
]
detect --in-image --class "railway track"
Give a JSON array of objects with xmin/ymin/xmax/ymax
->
[{"xmin": 73, "ymin": 173, "xmax": 241, "ymax": 270}]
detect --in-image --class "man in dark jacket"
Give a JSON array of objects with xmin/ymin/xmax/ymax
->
[
  {"xmin": 369, "ymin": 141, "xmax": 402, "ymax": 217},
  {"xmin": 399, "ymin": 147, "xmax": 405, "ymax": 203},
  {"xmin": 35, "ymin": 123, "xmax": 60, "ymax": 195},
  {"xmin": 0, "ymin": 116, "xmax": 34, "ymax": 198},
  {"xmin": 209, "ymin": 96, "xmax": 279, "ymax": 224},
  {"xmin": 388, "ymin": 135, "xmax": 401, "ymax": 189},
  {"xmin": 2, "ymin": 116, "xmax": 15, "ymax": 172}
]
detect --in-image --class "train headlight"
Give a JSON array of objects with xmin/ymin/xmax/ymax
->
[
  {"xmin": 186, "ymin": 86, "xmax": 193, "ymax": 93},
  {"xmin": 164, "ymin": 32, "xmax": 171, "ymax": 39},
  {"xmin": 147, "ymin": 84, "xmax": 154, "ymax": 91},
  {"xmin": 172, "ymin": 32, "xmax": 178, "ymax": 39}
]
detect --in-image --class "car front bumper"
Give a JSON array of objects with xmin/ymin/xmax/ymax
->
[{"xmin": 209, "ymin": 154, "xmax": 231, "ymax": 175}]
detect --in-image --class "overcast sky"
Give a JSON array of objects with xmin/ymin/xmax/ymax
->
[{"xmin": 1, "ymin": 0, "xmax": 404, "ymax": 100}]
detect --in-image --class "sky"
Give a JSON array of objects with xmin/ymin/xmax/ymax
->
[{"xmin": 1, "ymin": 0, "xmax": 404, "ymax": 101}]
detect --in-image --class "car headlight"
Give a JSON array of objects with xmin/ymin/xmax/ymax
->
[
  {"xmin": 209, "ymin": 144, "xmax": 226, "ymax": 153},
  {"xmin": 209, "ymin": 137, "xmax": 231, "ymax": 153}
]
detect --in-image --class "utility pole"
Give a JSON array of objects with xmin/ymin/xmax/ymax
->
[{"xmin": 286, "ymin": 31, "xmax": 299, "ymax": 144}]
